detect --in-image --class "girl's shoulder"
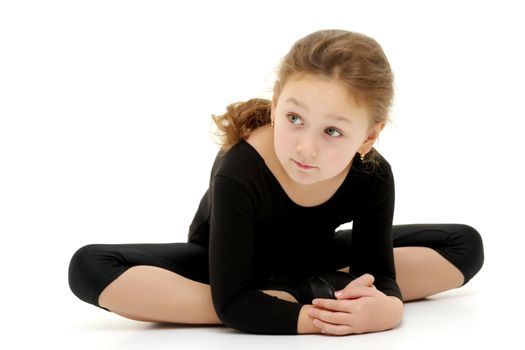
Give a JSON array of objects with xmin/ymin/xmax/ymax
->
[{"xmin": 210, "ymin": 138, "xmax": 263, "ymax": 181}]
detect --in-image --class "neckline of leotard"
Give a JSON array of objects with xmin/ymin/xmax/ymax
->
[{"xmin": 239, "ymin": 138, "xmax": 358, "ymax": 209}]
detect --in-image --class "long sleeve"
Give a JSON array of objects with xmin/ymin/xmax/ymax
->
[
  {"xmin": 209, "ymin": 175, "xmax": 304, "ymax": 334},
  {"xmin": 349, "ymin": 164, "xmax": 403, "ymax": 300}
]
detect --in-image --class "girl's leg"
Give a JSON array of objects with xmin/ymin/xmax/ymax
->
[
  {"xmin": 68, "ymin": 242, "xmax": 220, "ymax": 324},
  {"xmin": 97, "ymin": 265, "xmax": 220, "ymax": 324},
  {"xmin": 393, "ymin": 246, "xmax": 464, "ymax": 301},
  {"xmin": 330, "ymin": 223, "xmax": 484, "ymax": 301},
  {"xmin": 69, "ymin": 241, "xmax": 301, "ymax": 324},
  {"xmin": 393, "ymin": 224, "xmax": 486, "ymax": 301}
]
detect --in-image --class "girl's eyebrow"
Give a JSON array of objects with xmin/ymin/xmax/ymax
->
[{"xmin": 285, "ymin": 97, "xmax": 352, "ymax": 124}]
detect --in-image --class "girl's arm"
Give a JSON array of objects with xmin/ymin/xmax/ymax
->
[
  {"xmin": 349, "ymin": 161, "xmax": 402, "ymax": 300},
  {"xmin": 305, "ymin": 161, "xmax": 404, "ymax": 335},
  {"xmin": 209, "ymin": 175, "xmax": 304, "ymax": 334}
]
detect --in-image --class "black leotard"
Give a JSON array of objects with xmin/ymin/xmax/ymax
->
[{"xmin": 187, "ymin": 139, "xmax": 401, "ymax": 334}]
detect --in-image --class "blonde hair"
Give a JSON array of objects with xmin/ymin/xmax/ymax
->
[{"xmin": 211, "ymin": 29, "xmax": 394, "ymax": 170}]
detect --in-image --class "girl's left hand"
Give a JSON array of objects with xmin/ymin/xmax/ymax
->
[{"xmin": 308, "ymin": 273, "xmax": 403, "ymax": 335}]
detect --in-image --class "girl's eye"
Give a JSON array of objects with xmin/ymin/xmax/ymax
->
[
  {"xmin": 288, "ymin": 113, "xmax": 302, "ymax": 125},
  {"xmin": 326, "ymin": 127, "xmax": 342, "ymax": 138},
  {"xmin": 286, "ymin": 113, "xmax": 343, "ymax": 138}
]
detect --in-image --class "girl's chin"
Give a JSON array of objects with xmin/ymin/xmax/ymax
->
[{"xmin": 286, "ymin": 170, "xmax": 320, "ymax": 186}]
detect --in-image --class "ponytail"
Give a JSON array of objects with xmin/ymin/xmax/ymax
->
[{"xmin": 211, "ymin": 98, "xmax": 272, "ymax": 153}]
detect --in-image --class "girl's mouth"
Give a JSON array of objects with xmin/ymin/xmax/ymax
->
[{"xmin": 293, "ymin": 159, "xmax": 316, "ymax": 170}]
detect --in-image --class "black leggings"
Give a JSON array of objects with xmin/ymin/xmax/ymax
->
[{"xmin": 68, "ymin": 223, "xmax": 484, "ymax": 311}]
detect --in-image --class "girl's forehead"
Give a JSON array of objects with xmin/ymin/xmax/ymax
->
[{"xmin": 281, "ymin": 77, "xmax": 362, "ymax": 110}]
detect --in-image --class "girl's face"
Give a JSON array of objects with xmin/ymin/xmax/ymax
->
[{"xmin": 271, "ymin": 73, "xmax": 374, "ymax": 186}]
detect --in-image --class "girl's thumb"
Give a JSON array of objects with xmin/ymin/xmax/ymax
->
[
  {"xmin": 334, "ymin": 273, "xmax": 375, "ymax": 298},
  {"xmin": 350, "ymin": 273, "xmax": 375, "ymax": 287}
]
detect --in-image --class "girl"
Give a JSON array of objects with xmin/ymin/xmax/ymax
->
[{"xmin": 68, "ymin": 29, "xmax": 484, "ymax": 336}]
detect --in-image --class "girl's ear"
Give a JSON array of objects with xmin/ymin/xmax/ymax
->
[{"xmin": 359, "ymin": 121, "xmax": 386, "ymax": 154}]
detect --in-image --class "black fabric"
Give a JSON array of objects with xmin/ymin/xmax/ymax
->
[
  {"xmin": 68, "ymin": 139, "xmax": 484, "ymax": 334},
  {"xmin": 196, "ymin": 139, "xmax": 400, "ymax": 334},
  {"xmin": 256, "ymin": 271, "xmax": 358, "ymax": 305},
  {"xmin": 68, "ymin": 242, "xmax": 210, "ymax": 311},
  {"xmin": 68, "ymin": 224, "xmax": 484, "ymax": 333}
]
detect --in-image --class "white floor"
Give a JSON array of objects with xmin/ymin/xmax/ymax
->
[{"xmin": 18, "ymin": 264, "xmax": 519, "ymax": 350}]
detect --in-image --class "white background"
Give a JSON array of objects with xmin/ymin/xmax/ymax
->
[{"xmin": 1, "ymin": 0, "xmax": 523, "ymax": 349}]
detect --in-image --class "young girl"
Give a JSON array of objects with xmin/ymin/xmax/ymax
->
[{"xmin": 68, "ymin": 29, "xmax": 484, "ymax": 336}]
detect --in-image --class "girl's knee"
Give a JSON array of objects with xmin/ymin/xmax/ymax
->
[
  {"xmin": 68, "ymin": 244, "xmax": 110, "ymax": 306},
  {"xmin": 455, "ymin": 224, "xmax": 484, "ymax": 257},
  {"xmin": 451, "ymin": 224, "xmax": 485, "ymax": 286}
]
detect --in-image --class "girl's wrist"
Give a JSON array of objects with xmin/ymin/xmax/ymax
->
[
  {"xmin": 386, "ymin": 296, "xmax": 404, "ymax": 326},
  {"xmin": 297, "ymin": 304, "xmax": 322, "ymax": 334}
]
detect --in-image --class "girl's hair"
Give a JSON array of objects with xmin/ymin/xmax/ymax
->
[{"xmin": 211, "ymin": 29, "xmax": 394, "ymax": 170}]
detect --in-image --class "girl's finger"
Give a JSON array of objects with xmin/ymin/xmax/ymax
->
[
  {"xmin": 313, "ymin": 318, "xmax": 354, "ymax": 336},
  {"xmin": 309, "ymin": 307, "xmax": 354, "ymax": 326},
  {"xmin": 335, "ymin": 285, "xmax": 377, "ymax": 300},
  {"xmin": 348, "ymin": 273, "xmax": 374, "ymax": 287},
  {"xmin": 312, "ymin": 298, "xmax": 354, "ymax": 312}
]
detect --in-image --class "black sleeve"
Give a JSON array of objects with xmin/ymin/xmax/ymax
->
[
  {"xmin": 349, "ymin": 164, "xmax": 403, "ymax": 301},
  {"xmin": 209, "ymin": 175, "xmax": 304, "ymax": 334}
]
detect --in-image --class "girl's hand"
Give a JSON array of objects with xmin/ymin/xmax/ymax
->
[{"xmin": 308, "ymin": 273, "xmax": 403, "ymax": 335}]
